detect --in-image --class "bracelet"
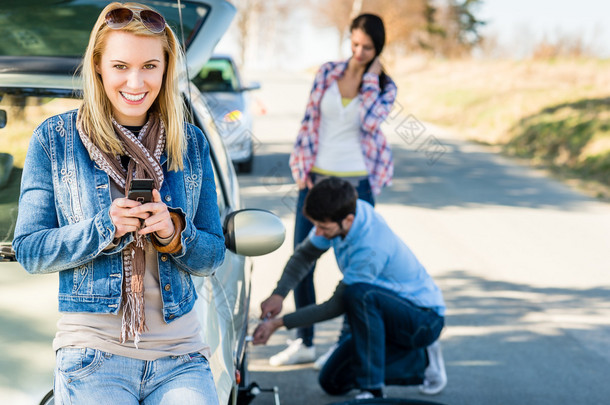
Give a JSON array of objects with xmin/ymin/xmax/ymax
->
[{"xmin": 151, "ymin": 212, "xmax": 184, "ymax": 254}]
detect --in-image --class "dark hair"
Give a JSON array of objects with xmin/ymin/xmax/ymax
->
[
  {"xmin": 303, "ymin": 177, "xmax": 358, "ymax": 223},
  {"xmin": 350, "ymin": 13, "xmax": 388, "ymax": 89}
]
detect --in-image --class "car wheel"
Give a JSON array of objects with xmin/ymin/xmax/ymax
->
[{"xmin": 39, "ymin": 389, "xmax": 54, "ymax": 405}]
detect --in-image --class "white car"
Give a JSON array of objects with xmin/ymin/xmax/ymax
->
[
  {"xmin": 193, "ymin": 55, "xmax": 261, "ymax": 173},
  {"xmin": 0, "ymin": 1, "xmax": 284, "ymax": 404}
]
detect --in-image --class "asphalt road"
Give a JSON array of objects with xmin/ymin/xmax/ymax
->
[
  {"xmin": 1, "ymin": 70, "xmax": 610, "ymax": 405},
  {"xmin": 238, "ymin": 71, "xmax": 610, "ymax": 405}
]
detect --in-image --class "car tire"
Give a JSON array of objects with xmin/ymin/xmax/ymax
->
[
  {"xmin": 328, "ymin": 399, "xmax": 447, "ymax": 405},
  {"xmin": 39, "ymin": 389, "xmax": 54, "ymax": 405}
]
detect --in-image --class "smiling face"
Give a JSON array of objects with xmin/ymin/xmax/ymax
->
[
  {"xmin": 96, "ymin": 31, "xmax": 166, "ymax": 126},
  {"xmin": 350, "ymin": 28, "xmax": 377, "ymax": 67}
]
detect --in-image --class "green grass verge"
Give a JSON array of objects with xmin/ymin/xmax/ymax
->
[{"xmin": 394, "ymin": 57, "xmax": 610, "ymax": 197}]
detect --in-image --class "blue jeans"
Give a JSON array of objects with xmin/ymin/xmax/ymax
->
[
  {"xmin": 54, "ymin": 348, "xmax": 219, "ymax": 405},
  {"xmin": 318, "ymin": 335, "xmax": 428, "ymax": 395},
  {"xmin": 342, "ymin": 283, "xmax": 444, "ymax": 390},
  {"xmin": 293, "ymin": 175, "xmax": 375, "ymax": 346}
]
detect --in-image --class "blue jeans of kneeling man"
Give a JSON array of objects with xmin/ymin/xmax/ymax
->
[{"xmin": 319, "ymin": 282, "xmax": 444, "ymax": 393}]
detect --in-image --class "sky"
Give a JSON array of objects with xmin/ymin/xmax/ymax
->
[{"xmin": 217, "ymin": 0, "xmax": 610, "ymax": 70}]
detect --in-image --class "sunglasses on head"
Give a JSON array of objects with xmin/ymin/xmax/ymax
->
[{"xmin": 105, "ymin": 7, "xmax": 166, "ymax": 34}]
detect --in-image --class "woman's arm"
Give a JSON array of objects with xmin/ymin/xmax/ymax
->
[
  {"xmin": 290, "ymin": 62, "xmax": 333, "ymax": 187},
  {"xmin": 360, "ymin": 71, "xmax": 397, "ymax": 134},
  {"xmin": 13, "ymin": 126, "xmax": 116, "ymax": 274},
  {"xmin": 168, "ymin": 125, "xmax": 225, "ymax": 277}
]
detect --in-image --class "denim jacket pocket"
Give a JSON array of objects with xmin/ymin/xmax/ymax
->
[{"xmin": 71, "ymin": 262, "xmax": 93, "ymax": 294}]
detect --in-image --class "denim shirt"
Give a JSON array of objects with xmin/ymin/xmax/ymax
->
[
  {"xmin": 13, "ymin": 110, "xmax": 226, "ymax": 323},
  {"xmin": 308, "ymin": 200, "xmax": 446, "ymax": 316}
]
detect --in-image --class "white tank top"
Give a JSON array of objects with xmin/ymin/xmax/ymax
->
[{"xmin": 313, "ymin": 81, "xmax": 368, "ymax": 175}]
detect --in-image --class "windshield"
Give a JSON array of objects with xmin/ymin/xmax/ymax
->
[
  {"xmin": 193, "ymin": 58, "xmax": 239, "ymax": 92},
  {"xmin": 0, "ymin": 0, "xmax": 209, "ymax": 58}
]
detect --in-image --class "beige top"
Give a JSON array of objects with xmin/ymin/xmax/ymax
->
[{"xmin": 53, "ymin": 184, "xmax": 210, "ymax": 361}]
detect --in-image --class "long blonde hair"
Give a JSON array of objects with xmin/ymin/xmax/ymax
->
[{"xmin": 79, "ymin": 2, "xmax": 186, "ymax": 171}]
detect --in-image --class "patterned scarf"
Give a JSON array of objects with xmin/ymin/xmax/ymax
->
[{"xmin": 77, "ymin": 110, "xmax": 166, "ymax": 345}]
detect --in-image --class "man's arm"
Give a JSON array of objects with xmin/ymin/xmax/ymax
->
[
  {"xmin": 272, "ymin": 238, "xmax": 327, "ymax": 297},
  {"xmin": 260, "ymin": 238, "xmax": 327, "ymax": 318},
  {"xmin": 254, "ymin": 282, "xmax": 346, "ymax": 345},
  {"xmin": 283, "ymin": 282, "xmax": 346, "ymax": 329}
]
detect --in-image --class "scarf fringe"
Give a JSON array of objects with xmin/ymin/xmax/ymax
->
[
  {"xmin": 120, "ymin": 291, "xmax": 147, "ymax": 348},
  {"xmin": 135, "ymin": 233, "xmax": 144, "ymax": 249}
]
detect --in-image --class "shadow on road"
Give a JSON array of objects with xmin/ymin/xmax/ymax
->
[
  {"xmin": 436, "ymin": 269, "xmax": 610, "ymax": 405},
  {"xmin": 239, "ymin": 137, "xmax": 599, "ymax": 214},
  {"xmin": 383, "ymin": 139, "xmax": 597, "ymax": 210}
]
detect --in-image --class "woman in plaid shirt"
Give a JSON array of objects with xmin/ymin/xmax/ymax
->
[{"xmin": 269, "ymin": 13, "xmax": 398, "ymax": 368}]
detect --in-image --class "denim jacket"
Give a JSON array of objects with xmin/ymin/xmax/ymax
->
[{"xmin": 13, "ymin": 110, "xmax": 225, "ymax": 323}]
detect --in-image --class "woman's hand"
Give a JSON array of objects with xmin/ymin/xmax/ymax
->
[
  {"xmin": 367, "ymin": 57, "xmax": 383, "ymax": 76},
  {"xmin": 110, "ymin": 189, "xmax": 174, "ymax": 239},
  {"xmin": 109, "ymin": 197, "xmax": 151, "ymax": 239},
  {"xmin": 296, "ymin": 177, "xmax": 314, "ymax": 190},
  {"xmin": 133, "ymin": 189, "xmax": 175, "ymax": 238}
]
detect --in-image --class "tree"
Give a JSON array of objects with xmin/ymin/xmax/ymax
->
[
  {"xmin": 308, "ymin": 0, "xmax": 486, "ymax": 59},
  {"xmin": 428, "ymin": 0, "xmax": 486, "ymax": 57},
  {"xmin": 308, "ymin": 0, "xmax": 358, "ymax": 56},
  {"xmin": 227, "ymin": 0, "xmax": 292, "ymax": 69},
  {"xmin": 308, "ymin": 0, "xmax": 446, "ymax": 59}
]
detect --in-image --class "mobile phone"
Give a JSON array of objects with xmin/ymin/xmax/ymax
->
[{"xmin": 128, "ymin": 179, "xmax": 154, "ymax": 203}]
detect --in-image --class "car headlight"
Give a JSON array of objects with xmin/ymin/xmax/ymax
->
[{"xmin": 223, "ymin": 110, "xmax": 243, "ymax": 123}]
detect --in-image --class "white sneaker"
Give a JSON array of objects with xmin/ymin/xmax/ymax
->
[
  {"xmin": 354, "ymin": 390, "xmax": 375, "ymax": 400},
  {"xmin": 313, "ymin": 342, "xmax": 338, "ymax": 370},
  {"xmin": 269, "ymin": 338, "xmax": 316, "ymax": 366},
  {"xmin": 354, "ymin": 389, "xmax": 385, "ymax": 400},
  {"xmin": 419, "ymin": 340, "xmax": 447, "ymax": 395}
]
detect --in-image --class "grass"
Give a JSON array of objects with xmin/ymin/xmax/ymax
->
[{"xmin": 393, "ymin": 57, "xmax": 610, "ymax": 199}]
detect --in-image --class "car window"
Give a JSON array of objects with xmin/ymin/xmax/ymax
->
[
  {"xmin": 0, "ymin": 1, "xmax": 209, "ymax": 58},
  {"xmin": 0, "ymin": 95, "xmax": 80, "ymax": 247},
  {"xmin": 192, "ymin": 58, "xmax": 239, "ymax": 92}
]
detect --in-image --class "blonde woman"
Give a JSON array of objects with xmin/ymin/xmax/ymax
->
[{"xmin": 13, "ymin": 3, "xmax": 225, "ymax": 404}]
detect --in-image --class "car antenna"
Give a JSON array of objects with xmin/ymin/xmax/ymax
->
[{"xmin": 176, "ymin": 0, "xmax": 195, "ymax": 120}]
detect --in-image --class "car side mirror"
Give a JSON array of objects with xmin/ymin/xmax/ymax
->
[
  {"xmin": 0, "ymin": 110, "xmax": 6, "ymax": 129},
  {"xmin": 223, "ymin": 209, "xmax": 285, "ymax": 256},
  {"xmin": 240, "ymin": 81, "xmax": 261, "ymax": 92}
]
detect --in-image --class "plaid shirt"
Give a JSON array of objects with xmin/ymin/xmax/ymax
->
[{"xmin": 289, "ymin": 60, "xmax": 397, "ymax": 195}]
